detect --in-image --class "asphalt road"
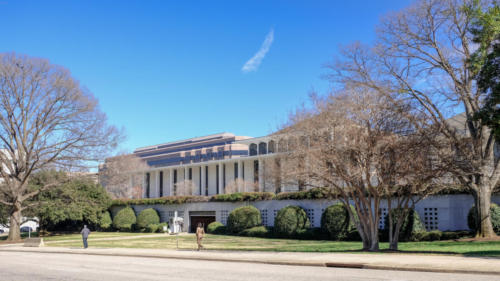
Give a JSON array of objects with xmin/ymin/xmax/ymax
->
[{"xmin": 0, "ymin": 251, "xmax": 498, "ymax": 281}]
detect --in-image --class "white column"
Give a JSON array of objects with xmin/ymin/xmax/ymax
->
[
  {"xmin": 184, "ymin": 166, "xmax": 189, "ymax": 195},
  {"xmin": 201, "ymin": 165, "xmax": 206, "ymax": 196},
  {"xmin": 218, "ymin": 164, "xmax": 224, "ymax": 194},
  {"xmin": 237, "ymin": 160, "xmax": 243, "ymax": 192},
  {"xmin": 169, "ymin": 168, "xmax": 174, "ymax": 196},
  {"xmin": 258, "ymin": 158, "xmax": 264, "ymax": 192}
]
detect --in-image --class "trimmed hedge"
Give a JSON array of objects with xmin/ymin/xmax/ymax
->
[
  {"xmin": 227, "ymin": 206, "xmax": 261, "ymax": 233},
  {"xmin": 321, "ymin": 203, "xmax": 357, "ymax": 240},
  {"xmin": 239, "ymin": 226, "xmax": 270, "ymax": 237},
  {"xmin": 467, "ymin": 203, "xmax": 500, "ymax": 234},
  {"xmin": 146, "ymin": 224, "xmax": 159, "ymax": 233},
  {"xmin": 207, "ymin": 222, "xmax": 226, "ymax": 234},
  {"xmin": 112, "ymin": 196, "xmax": 209, "ymax": 206},
  {"xmin": 110, "ymin": 188, "xmax": 339, "ymax": 207},
  {"xmin": 274, "ymin": 206, "xmax": 310, "ymax": 237},
  {"xmin": 212, "ymin": 192, "xmax": 275, "ymax": 202},
  {"xmin": 275, "ymin": 187, "xmax": 338, "ymax": 200},
  {"xmin": 113, "ymin": 207, "xmax": 136, "ymax": 231},
  {"xmin": 98, "ymin": 211, "xmax": 113, "ymax": 231},
  {"xmin": 384, "ymin": 208, "xmax": 426, "ymax": 242},
  {"xmin": 157, "ymin": 222, "xmax": 169, "ymax": 233},
  {"xmin": 137, "ymin": 208, "xmax": 160, "ymax": 230}
]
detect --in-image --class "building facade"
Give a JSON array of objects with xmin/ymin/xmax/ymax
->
[{"xmin": 105, "ymin": 132, "xmax": 491, "ymax": 233}]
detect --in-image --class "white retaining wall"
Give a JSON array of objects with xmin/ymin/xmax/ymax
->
[{"xmin": 110, "ymin": 194, "xmax": 500, "ymax": 232}]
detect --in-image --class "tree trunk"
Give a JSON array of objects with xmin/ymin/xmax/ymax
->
[
  {"xmin": 474, "ymin": 186, "xmax": 496, "ymax": 238},
  {"xmin": 6, "ymin": 204, "xmax": 22, "ymax": 241},
  {"xmin": 389, "ymin": 236, "xmax": 399, "ymax": 251}
]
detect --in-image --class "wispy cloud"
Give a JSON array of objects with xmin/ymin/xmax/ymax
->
[{"xmin": 242, "ymin": 28, "xmax": 274, "ymax": 73}]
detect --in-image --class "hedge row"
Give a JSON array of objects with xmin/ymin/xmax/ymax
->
[
  {"xmin": 111, "ymin": 188, "xmax": 335, "ymax": 207},
  {"xmin": 111, "ymin": 207, "xmax": 168, "ymax": 233}
]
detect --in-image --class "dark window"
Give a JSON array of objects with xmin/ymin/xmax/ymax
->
[
  {"xmin": 205, "ymin": 166, "xmax": 209, "ymax": 196},
  {"xmin": 259, "ymin": 142, "xmax": 267, "ymax": 155},
  {"xmin": 268, "ymin": 140, "xmax": 275, "ymax": 153},
  {"xmin": 159, "ymin": 171, "xmax": 163, "ymax": 197},
  {"xmin": 223, "ymin": 164, "xmax": 226, "ymax": 193},
  {"xmin": 189, "ymin": 168, "xmax": 192, "ymax": 180},
  {"xmin": 216, "ymin": 165, "xmax": 220, "ymax": 194},
  {"xmin": 249, "ymin": 143, "xmax": 257, "ymax": 156},
  {"xmin": 242, "ymin": 162, "xmax": 245, "ymax": 180},
  {"xmin": 234, "ymin": 162, "xmax": 238, "ymax": 179},
  {"xmin": 253, "ymin": 160, "xmax": 259, "ymax": 184},
  {"xmin": 173, "ymin": 170, "xmax": 177, "ymax": 195},
  {"xmin": 199, "ymin": 167, "xmax": 202, "ymax": 195},
  {"xmin": 145, "ymin": 173, "xmax": 150, "ymax": 198}
]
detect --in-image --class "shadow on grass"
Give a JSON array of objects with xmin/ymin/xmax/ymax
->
[
  {"xmin": 462, "ymin": 251, "xmax": 500, "ymax": 258},
  {"xmin": 0, "ymin": 232, "xmax": 39, "ymax": 241}
]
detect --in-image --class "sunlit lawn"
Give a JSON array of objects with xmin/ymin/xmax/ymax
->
[{"xmin": 44, "ymin": 233, "xmax": 500, "ymax": 257}]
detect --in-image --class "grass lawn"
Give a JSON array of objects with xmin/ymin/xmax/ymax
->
[
  {"xmin": 0, "ymin": 231, "xmax": 159, "ymax": 242},
  {"xmin": 44, "ymin": 233, "xmax": 500, "ymax": 257}
]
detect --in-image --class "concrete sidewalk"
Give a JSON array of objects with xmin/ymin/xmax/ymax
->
[{"xmin": 0, "ymin": 245, "xmax": 499, "ymax": 275}]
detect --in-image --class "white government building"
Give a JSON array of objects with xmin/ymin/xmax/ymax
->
[{"xmin": 106, "ymin": 132, "xmax": 500, "ymax": 233}]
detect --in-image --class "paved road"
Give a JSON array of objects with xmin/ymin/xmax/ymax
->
[{"xmin": 0, "ymin": 251, "xmax": 498, "ymax": 281}]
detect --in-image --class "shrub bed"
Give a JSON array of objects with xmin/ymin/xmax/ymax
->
[
  {"xmin": 137, "ymin": 208, "xmax": 160, "ymax": 230},
  {"xmin": 467, "ymin": 203, "xmax": 500, "ymax": 234},
  {"xmin": 274, "ymin": 206, "xmax": 310, "ymax": 237},
  {"xmin": 384, "ymin": 208, "xmax": 426, "ymax": 242},
  {"xmin": 227, "ymin": 206, "xmax": 261, "ymax": 233},
  {"xmin": 239, "ymin": 226, "xmax": 270, "ymax": 237},
  {"xmin": 321, "ymin": 203, "xmax": 357, "ymax": 240},
  {"xmin": 211, "ymin": 192, "xmax": 275, "ymax": 202},
  {"xmin": 207, "ymin": 222, "xmax": 227, "ymax": 234},
  {"xmin": 112, "ymin": 207, "xmax": 136, "ymax": 231},
  {"xmin": 98, "ymin": 211, "xmax": 113, "ymax": 231}
]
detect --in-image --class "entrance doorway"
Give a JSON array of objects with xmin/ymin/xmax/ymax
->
[{"xmin": 189, "ymin": 211, "xmax": 216, "ymax": 233}]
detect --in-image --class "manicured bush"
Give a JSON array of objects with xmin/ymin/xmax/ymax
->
[
  {"xmin": 239, "ymin": 226, "xmax": 270, "ymax": 237},
  {"xmin": 416, "ymin": 230, "xmax": 442, "ymax": 241},
  {"xmin": 207, "ymin": 222, "xmax": 226, "ymax": 234},
  {"xmin": 384, "ymin": 208, "xmax": 426, "ymax": 242},
  {"xmin": 321, "ymin": 203, "xmax": 357, "ymax": 240},
  {"xmin": 467, "ymin": 203, "xmax": 500, "ymax": 234},
  {"xmin": 136, "ymin": 208, "xmax": 160, "ymax": 230},
  {"xmin": 146, "ymin": 224, "xmax": 159, "ymax": 233},
  {"xmin": 112, "ymin": 207, "xmax": 136, "ymax": 232},
  {"xmin": 293, "ymin": 227, "xmax": 326, "ymax": 240},
  {"xmin": 98, "ymin": 211, "xmax": 113, "ymax": 231},
  {"xmin": 227, "ymin": 206, "xmax": 261, "ymax": 233},
  {"xmin": 274, "ymin": 206, "xmax": 310, "ymax": 237},
  {"xmin": 157, "ymin": 222, "xmax": 169, "ymax": 233}
]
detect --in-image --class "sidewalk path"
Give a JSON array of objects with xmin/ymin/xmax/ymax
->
[{"xmin": 0, "ymin": 245, "xmax": 499, "ymax": 275}]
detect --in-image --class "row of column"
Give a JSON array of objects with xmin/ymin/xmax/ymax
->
[{"xmin": 144, "ymin": 158, "xmax": 265, "ymax": 198}]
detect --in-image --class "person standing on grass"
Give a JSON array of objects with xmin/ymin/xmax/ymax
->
[
  {"xmin": 196, "ymin": 223, "xmax": 205, "ymax": 251},
  {"xmin": 81, "ymin": 225, "xmax": 91, "ymax": 249}
]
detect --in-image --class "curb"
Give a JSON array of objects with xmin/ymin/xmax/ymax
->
[{"xmin": 0, "ymin": 248, "xmax": 498, "ymax": 276}]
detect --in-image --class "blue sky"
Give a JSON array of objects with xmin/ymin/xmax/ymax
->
[{"xmin": 0, "ymin": 0, "xmax": 411, "ymax": 152}]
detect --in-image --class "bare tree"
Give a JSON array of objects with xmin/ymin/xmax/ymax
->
[
  {"xmin": 331, "ymin": 0, "xmax": 498, "ymax": 237},
  {"xmin": 280, "ymin": 88, "xmax": 443, "ymax": 251},
  {"xmin": 175, "ymin": 180, "xmax": 196, "ymax": 196},
  {"xmin": 0, "ymin": 53, "xmax": 120, "ymax": 241},
  {"xmin": 98, "ymin": 153, "xmax": 148, "ymax": 199}
]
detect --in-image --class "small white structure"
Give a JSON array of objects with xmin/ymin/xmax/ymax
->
[{"xmin": 169, "ymin": 211, "xmax": 184, "ymax": 233}]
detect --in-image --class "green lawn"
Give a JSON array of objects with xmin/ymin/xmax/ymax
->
[{"xmin": 44, "ymin": 233, "xmax": 500, "ymax": 257}]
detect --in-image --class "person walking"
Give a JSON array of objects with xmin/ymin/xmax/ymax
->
[
  {"xmin": 81, "ymin": 225, "xmax": 91, "ymax": 249},
  {"xmin": 196, "ymin": 223, "xmax": 205, "ymax": 251}
]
